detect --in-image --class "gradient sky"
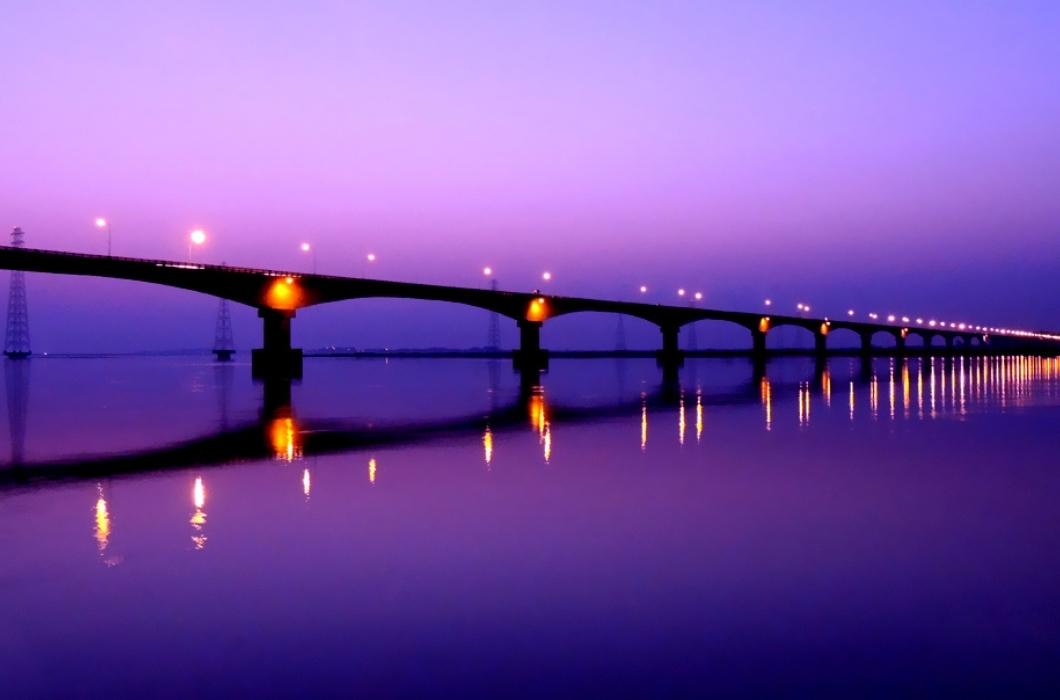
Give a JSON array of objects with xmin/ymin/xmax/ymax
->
[{"xmin": 2, "ymin": 1, "xmax": 1059, "ymax": 351}]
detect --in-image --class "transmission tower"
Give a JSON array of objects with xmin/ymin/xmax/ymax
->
[
  {"xmin": 486, "ymin": 278, "xmax": 500, "ymax": 352},
  {"xmin": 614, "ymin": 315, "xmax": 627, "ymax": 352},
  {"xmin": 4, "ymin": 227, "xmax": 31, "ymax": 358},
  {"xmin": 5, "ymin": 360, "xmax": 29, "ymax": 465},
  {"xmin": 213, "ymin": 298, "xmax": 235, "ymax": 361}
]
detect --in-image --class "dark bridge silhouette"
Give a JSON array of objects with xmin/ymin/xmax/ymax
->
[{"xmin": 2, "ymin": 246, "xmax": 1056, "ymax": 376}]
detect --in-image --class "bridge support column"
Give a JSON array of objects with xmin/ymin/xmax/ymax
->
[
  {"xmin": 751, "ymin": 329, "xmax": 766, "ymax": 358},
  {"xmin": 252, "ymin": 308, "xmax": 303, "ymax": 378},
  {"xmin": 514, "ymin": 320, "xmax": 548, "ymax": 370},
  {"xmin": 657, "ymin": 324, "xmax": 683, "ymax": 367},
  {"xmin": 944, "ymin": 336, "xmax": 955, "ymax": 354},
  {"xmin": 814, "ymin": 332, "xmax": 827, "ymax": 356},
  {"xmin": 895, "ymin": 333, "xmax": 907, "ymax": 355},
  {"xmin": 860, "ymin": 333, "xmax": 873, "ymax": 356}
]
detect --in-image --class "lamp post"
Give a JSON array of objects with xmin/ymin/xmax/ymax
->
[
  {"xmin": 95, "ymin": 217, "xmax": 112, "ymax": 256},
  {"xmin": 188, "ymin": 229, "xmax": 206, "ymax": 262},
  {"xmin": 301, "ymin": 242, "xmax": 316, "ymax": 273}
]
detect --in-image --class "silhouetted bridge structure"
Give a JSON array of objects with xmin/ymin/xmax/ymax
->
[{"xmin": 2, "ymin": 246, "xmax": 1057, "ymax": 376}]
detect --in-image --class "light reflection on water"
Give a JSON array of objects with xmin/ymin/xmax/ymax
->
[{"xmin": 3, "ymin": 355, "xmax": 1060, "ymax": 696}]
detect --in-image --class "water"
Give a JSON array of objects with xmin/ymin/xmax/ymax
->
[{"xmin": 3, "ymin": 355, "xmax": 1060, "ymax": 698}]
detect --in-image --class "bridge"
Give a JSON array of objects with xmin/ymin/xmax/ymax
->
[{"xmin": 2, "ymin": 245, "xmax": 1057, "ymax": 376}]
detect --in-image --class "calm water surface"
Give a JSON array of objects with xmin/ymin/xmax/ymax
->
[{"xmin": 3, "ymin": 355, "xmax": 1060, "ymax": 698}]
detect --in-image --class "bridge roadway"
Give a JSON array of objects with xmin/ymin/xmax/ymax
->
[{"xmin": 1, "ymin": 246, "xmax": 1055, "ymax": 376}]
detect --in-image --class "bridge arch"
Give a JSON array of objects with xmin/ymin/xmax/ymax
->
[
  {"xmin": 538, "ymin": 311, "xmax": 661, "ymax": 351},
  {"xmin": 298, "ymin": 296, "xmax": 521, "ymax": 350},
  {"xmin": 868, "ymin": 329, "xmax": 899, "ymax": 349},
  {"xmin": 764, "ymin": 321, "xmax": 818, "ymax": 350},
  {"xmin": 822, "ymin": 326, "xmax": 862, "ymax": 350},
  {"xmin": 677, "ymin": 316, "xmax": 762, "ymax": 350}
]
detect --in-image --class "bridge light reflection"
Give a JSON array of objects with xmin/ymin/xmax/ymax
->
[
  {"xmin": 368, "ymin": 458, "xmax": 377, "ymax": 485},
  {"xmin": 269, "ymin": 417, "xmax": 302, "ymax": 462},
  {"xmin": 483, "ymin": 426, "xmax": 493, "ymax": 467},
  {"xmin": 94, "ymin": 485, "xmax": 111, "ymax": 557},
  {"xmin": 190, "ymin": 477, "xmax": 207, "ymax": 551},
  {"xmin": 678, "ymin": 394, "xmax": 686, "ymax": 445},
  {"xmin": 760, "ymin": 377, "xmax": 772, "ymax": 431},
  {"xmin": 695, "ymin": 391, "xmax": 704, "ymax": 442},
  {"xmin": 640, "ymin": 397, "xmax": 648, "ymax": 450}
]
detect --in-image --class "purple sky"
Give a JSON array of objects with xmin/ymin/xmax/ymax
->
[{"xmin": 2, "ymin": 1, "xmax": 1059, "ymax": 351}]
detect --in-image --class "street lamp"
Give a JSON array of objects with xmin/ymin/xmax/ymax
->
[
  {"xmin": 95, "ymin": 217, "xmax": 112, "ymax": 256},
  {"xmin": 542, "ymin": 271, "xmax": 552, "ymax": 282},
  {"xmin": 188, "ymin": 229, "xmax": 206, "ymax": 261},
  {"xmin": 764, "ymin": 298, "xmax": 772, "ymax": 307},
  {"xmin": 677, "ymin": 288, "xmax": 686, "ymax": 297},
  {"xmin": 639, "ymin": 285, "xmax": 648, "ymax": 294},
  {"xmin": 300, "ymin": 242, "xmax": 316, "ymax": 273},
  {"xmin": 693, "ymin": 292, "xmax": 703, "ymax": 301}
]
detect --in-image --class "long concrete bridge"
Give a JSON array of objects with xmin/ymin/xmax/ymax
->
[{"xmin": 2, "ymin": 246, "xmax": 1057, "ymax": 376}]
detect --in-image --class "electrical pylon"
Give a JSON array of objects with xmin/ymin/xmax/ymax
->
[
  {"xmin": 4, "ymin": 227, "xmax": 31, "ymax": 358},
  {"xmin": 213, "ymin": 298, "xmax": 235, "ymax": 361}
]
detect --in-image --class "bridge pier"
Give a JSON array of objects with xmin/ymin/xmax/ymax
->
[
  {"xmin": 860, "ymin": 332, "xmax": 873, "ymax": 356},
  {"xmin": 751, "ymin": 329, "xmax": 766, "ymax": 358},
  {"xmin": 252, "ymin": 308, "xmax": 303, "ymax": 378},
  {"xmin": 657, "ymin": 324, "xmax": 683, "ymax": 366},
  {"xmin": 513, "ymin": 320, "xmax": 548, "ymax": 370},
  {"xmin": 895, "ymin": 333, "xmax": 907, "ymax": 355},
  {"xmin": 814, "ymin": 331, "xmax": 827, "ymax": 356}
]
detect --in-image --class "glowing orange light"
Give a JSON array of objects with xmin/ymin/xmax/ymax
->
[
  {"xmin": 527, "ymin": 297, "xmax": 548, "ymax": 321},
  {"xmin": 193, "ymin": 477, "xmax": 206, "ymax": 510},
  {"xmin": 759, "ymin": 316, "xmax": 771, "ymax": 333},
  {"xmin": 95, "ymin": 491, "xmax": 111, "ymax": 555},
  {"xmin": 483, "ymin": 427, "xmax": 493, "ymax": 465},
  {"xmin": 268, "ymin": 417, "xmax": 302, "ymax": 461},
  {"xmin": 819, "ymin": 322, "xmax": 829, "ymax": 335},
  {"xmin": 266, "ymin": 278, "xmax": 302, "ymax": 310}
]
